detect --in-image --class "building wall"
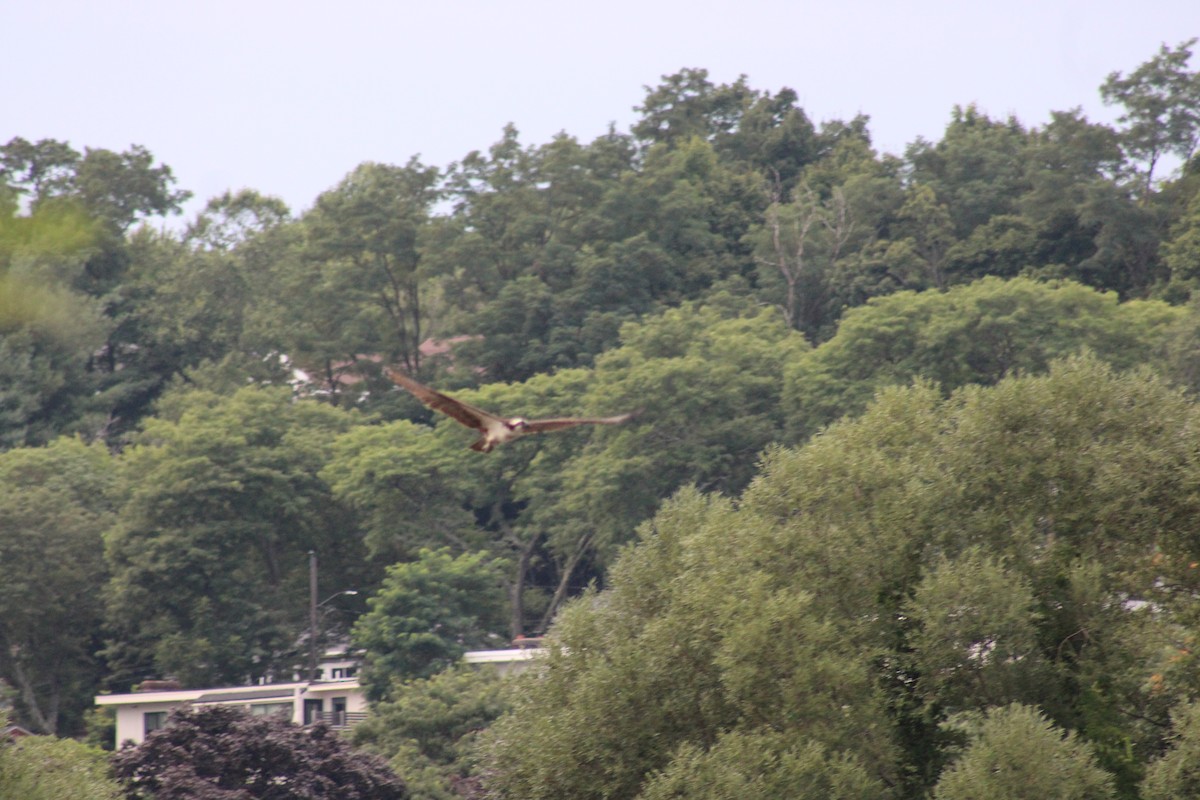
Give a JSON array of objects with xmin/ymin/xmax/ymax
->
[
  {"xmin": 101, "ymin": 683, "xmax": 361, "ymax": 746},
  {"xmin": 109, "ymin": 696, "xmax": 206, "ymax": 747}
]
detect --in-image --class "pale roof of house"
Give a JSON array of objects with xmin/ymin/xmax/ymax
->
[
  {"xmin": 194, "ymin": 687, "xmax": 299, "ymax": 703},
  {"xmin": 96, "ymin": 682, "xmax": 310, "ymax": 706}
]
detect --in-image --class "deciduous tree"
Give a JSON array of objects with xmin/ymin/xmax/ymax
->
[
  {"xmin": 0, "ymin": 438, "xmax": 115, "ymax": 734},
  {"xmin": 353, "ymin": 664, "xmax": 511, "ymax": 800},
  {"xmin": 0, "ymin": 731, "xmax": 122, "ymax": 800},
  {"xmin": 103, "ymin": 387, "xmax": 366, "ymax": 688},
  {"xmin": 1101, "ymin": 38, "xmax": 1200, "ymax": 194},
  {"xmin": 485, "ymin": 356, "xmax": 1200, "ymax": 799},
  {"xmin": 782, "ymin": 277, "xmax": 1182, "ymax": 440},
  {"xmin": 932, "ymin": 705, "xmax": 1114, "ymax": 800},
  {"xmin": 110, "ymin": 705, "xmax": 406, "ymax": 800},
  {"xmin": 351, "ymin": 549, "xmax": 506, "ymax": 700},
  {"xmin": 301, "ymin": 159, "xmax": 441, "ymax": 378}
]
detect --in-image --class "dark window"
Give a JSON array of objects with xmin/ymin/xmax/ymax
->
[
  {"xmin": 249, "ymin": 702, "xmax": 292, "ymax": 718},
  {"xmin": 144, "ymin": 711, "xmax": 167, "ymax": 736},
  {"xmin": 332, "ymin": 697, "xmax": 347, "ymax": 726}
]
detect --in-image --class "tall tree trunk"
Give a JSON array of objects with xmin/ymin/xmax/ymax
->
[
  {"xmin": 538, "ymin": 532, "xmax": 592, "ymax": 633},
  {"xmin": 2, "ymin": 634, "xmax": 57, "ymax": 734},
  {"xmin": 496, "ymin": 511, "xmax": 541, "ymax": 640}
]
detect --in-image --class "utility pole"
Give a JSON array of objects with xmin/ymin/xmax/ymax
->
[{"xmin": 309, "ymin": 550, "xmax": 318, "ymax": 682}]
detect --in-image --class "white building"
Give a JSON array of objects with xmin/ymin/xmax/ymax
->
[
  {"xmin": 96, "ymin": 660, "xmax": 368, "ymax": 747},
  {"xmin": 461, "ymin": 646, "xmax": 544, "ymax": 676},
  {"xmin": 96, "ymin": 647, "xmax": 542, "ymax": 746}
]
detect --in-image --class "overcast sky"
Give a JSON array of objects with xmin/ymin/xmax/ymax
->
[{"xmin": 7, "ymin": 1, "xmax": 1198, "ymax": 223}]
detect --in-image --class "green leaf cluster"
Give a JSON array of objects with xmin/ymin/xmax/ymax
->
[
  {"xmin": 352, "ymin": 549, "xmax": 506, "ymax": 699},
  {"xmin": 353, "ymin": 665, "xmax": 511, "ymax": 800}
]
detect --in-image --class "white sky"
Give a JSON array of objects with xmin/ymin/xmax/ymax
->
[{"xmin": 7, "ymin": 0, "xmax": 1199, "ymax": 223}]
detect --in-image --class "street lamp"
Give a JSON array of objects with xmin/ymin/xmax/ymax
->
[{"xmin": 308, "ymin": 550, "xmax": 358, "ymax": 682}]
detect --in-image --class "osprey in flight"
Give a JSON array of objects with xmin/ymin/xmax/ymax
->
[{"xmin": 384, "ymin": 367, "xmax": 635, "ymax": 452}]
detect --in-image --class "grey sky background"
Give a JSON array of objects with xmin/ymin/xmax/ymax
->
[{"xmin": 7, "ymin": 1, "xmax": 1199, "ymax": 223}]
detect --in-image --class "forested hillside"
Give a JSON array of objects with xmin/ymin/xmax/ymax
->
[{"xmin": 3, "ymin": 39, "xmax": 1200, "ymax": 800}]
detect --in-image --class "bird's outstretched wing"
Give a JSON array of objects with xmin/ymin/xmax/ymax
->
[
  {"xmin": 383, "ymin": 367, "xmax": 502, "ymax": 432},
  {"xmin": 523, "ymin": 413, "xmax": 637, "ymax": 433}
]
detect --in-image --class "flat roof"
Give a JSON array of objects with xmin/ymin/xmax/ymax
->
[
  {"xmin": 194, "ymin": 687, "xmax": 297, "ymax": 703},
  {"xmin": 463, "ymin": 647, "xmax": 546, "ymax": 663},
  {"xmin": 96, "ymin": 682, "xmax": 309, "ymax": 706},
  {"xmin": 96, "ymin": 649, "xmax": 531, "ymax": 708}
]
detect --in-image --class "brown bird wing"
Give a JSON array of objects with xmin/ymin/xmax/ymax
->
[
  {"xmin": 523, "ymin": 413, "xmax": 636, "ymax": 434},
  {"xmin": 383, "ymin": 367, "xmax": 502, "ymax": 432}
]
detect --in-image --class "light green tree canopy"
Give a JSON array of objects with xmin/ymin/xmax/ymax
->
[
  {"xmin": 485, "ymin": 355, "xmax": 1200, "ymax": 799},
  {"xmin": 1142, "ymin": 701, "xmax": 1200, "ymax": 800},
  {"xmin": 353, "ymin": 664, "xmax": 512, "ymax": 800},
  {"xmin": 0, "ymin": 733, "xmax": 122, "ymax": 800},
  {"xmin": 933, "ymin": 704, "xmax": 1114, "ymax": 800},
  {"xmin": 783, "ymin": 276, "xmax": 1182, "ymax": 440},
  {"xmin": 351, "ymin": 548, "xmax": 506, "ymax": 700}
]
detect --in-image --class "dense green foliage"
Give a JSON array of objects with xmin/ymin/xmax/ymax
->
[
  {"xmin": 484, "ymin": 357, "xmax": 1200, "ymax": 799},
  {"xmin": 353, "ymin": 665, "xmax": 511, "ymax": 800},
  {"xmin": 782, "ymin": 276, "xmax": 1183, "ymax": 438},
  {"xmin": 103, "ymin": 386, "xmax": 367, "ymax": 689},
  {"xmin": 3, "ymin": 40, "xmax": 1200, "ymax": 799},
  {"xmin": 352, "ymin": 549, "xmax": 506, "ymax": 699},
  {"xmin": 0, "ymin": 438, "xmax": 115, "ymax": 734},
  {"xmin": 0, "ymin": 729, "xmax": 122, "ymax": 800},
  {"xmin": 932, "ymin": 704, "xmax": 1116, "ymax": 800}
]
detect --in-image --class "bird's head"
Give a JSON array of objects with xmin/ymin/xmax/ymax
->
[{"xmin": 507, "ymin": 417, "xmax": 529, "ymax": 431}]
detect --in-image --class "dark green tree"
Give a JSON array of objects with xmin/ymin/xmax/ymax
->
[
  {"xmin": 72, "ymin": 144, "xmax": 191, "ymax": 233},
  {"xmin": 103, "ymin": 387, "xmax": 365, "ymax": 689},
  {"xmin": 1101, "ymin": 38, "xmax": 1200, "ymax": 194},
  {"xmin": 290, "ymin": 159, "xmax": 441, "ymax": 389},
  {"xmin": 546, "ymin": 299, "xmax": 806, "ymax": 579},
  {"xmin": 631, "ymin": 68, "xmax": 830, "ymax": 194},
  {"xmin": 0, "ymin": 137, "xmax": 80, "ymax": 204},
  {"xmin": 0, "ymin": 438, "xmax": 116, "ymax": 734},
  {"xmin": 633, "ymin": 68, "xmax": 758, "ymax": 148},
  {"xmin": 749, "ymin": 182, "xmax": 855, "ymax": 339},
  {"xmin": 906, "ymin": 106, "xmax": 1030, "ymax": 237},
  {"xmin": 184, "ymin": 188, "xmax": 291, "ymax": 251}
]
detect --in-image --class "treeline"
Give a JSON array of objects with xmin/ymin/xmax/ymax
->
[{"xmin": 2, "ymin": 38, "xmax": 1200, "ymax": 799}]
